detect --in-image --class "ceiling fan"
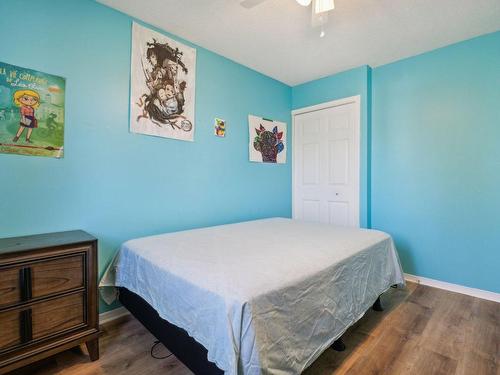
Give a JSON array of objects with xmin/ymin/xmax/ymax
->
[
  {"xmin": 240, "ymin": 0, "xmax": 334, "ymax": 12},
  {"xmin": 239, "ymin": 0, "xmax": 335, "ymax": 37}
]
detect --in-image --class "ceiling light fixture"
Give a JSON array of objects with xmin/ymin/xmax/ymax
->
[
  {"xmin": 296, "ymin": 0, "xmax": 312, "ymax": 6},
  {"xmin": 314, "ymin": 0, "xmax": 334, "ymax": 14},
  {"xmin": 311, "ymin": 0, "xmax": 335, "ymax": 38},
  {"xmin": 242, "ymin": 0, "xmax": 334, "ymax": 38}
]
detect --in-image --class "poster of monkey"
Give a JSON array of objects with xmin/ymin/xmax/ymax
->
[
  {"xmin": 130, "ymin": 22, "xmax": 196, "ymax": 142},
  {"xmin": 249, "ymin": 115, "xmax": 286, "ymax": 164},
  {"xmin": 0, "ymin": 61, "xmax": 65, "ymax": 158}
]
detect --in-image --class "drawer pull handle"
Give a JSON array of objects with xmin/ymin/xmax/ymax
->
[
  {"xmin": 19, "ymin": 267, "xmax": 32, "ymax": 301},
  {"xmin": 20, "ymin": 309, "xmax": 33, "ymax": 343}
]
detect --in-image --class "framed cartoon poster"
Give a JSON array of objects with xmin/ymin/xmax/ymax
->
[
  {"xmin": 0, "ymin": 61, "xmax": 65, "ymax": 158},
  {"xmin": 130, "ymin": 22, "xmax": 196, "ymax": 142},
  {"xmin": 249, "ymin": 115, "xmax": 286, "ymax": 164}
]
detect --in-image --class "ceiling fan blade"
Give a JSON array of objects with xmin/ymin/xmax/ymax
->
[{"xmin": 240, "ymin": 0, "xmax": 268, "ymax": 9}]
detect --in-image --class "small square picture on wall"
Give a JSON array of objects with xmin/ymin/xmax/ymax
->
[
  {"xmin": 214, "ymin": 118, "xmax": 226, "ymax": 137},
  {"xmin": 0, "ymin": 61, "xmax": 65, "ymax": 158},
  {"xmin": 249, "ymin": 115, "xmax": 286, "ymax": 164}
]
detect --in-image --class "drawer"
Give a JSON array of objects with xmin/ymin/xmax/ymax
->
[
  {"xmin": 0, "ymin": 310, "xmax": 22, "ymax": 351},
  {"xmin": 0, "ymin": 292, "xmax": 85, "ymax": 353},
  {"xmin": 31, "ymin": 255, "xmax": 84, "ymax": 298},
  {"xmin": 0, "ymin": 254, "xmax": 84, "ymax": 308},
  {"xmin": 32, "ymin": 292, "xmax": 85, "ymax": 340},
  {"xmin": 0, "ymin": 268, "xmax": 21, "ymax": 308}
]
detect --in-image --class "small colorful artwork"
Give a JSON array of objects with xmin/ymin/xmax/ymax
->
[
  {"xmin": 0, "ymin": 61, "xmax": 65, "ymax": 158},
  {"xmin": 130, "ymin": 22, "xmax": 196, "ymax": 142},
  {"xmin": 249, "ymin": 115, "xmax": 286, "ymax": 164},
  {"xmin": 214, "ymin": 118, "xmax": 226, "ymax": 137}
]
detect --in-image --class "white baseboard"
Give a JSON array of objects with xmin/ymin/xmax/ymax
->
[
  {"xmin": 404, "ymin": 273, "xmax": 500, "ymax": 303},
  {"xmin": 99, "ymin": 306, "xmax": 130, "ymax": 325}
]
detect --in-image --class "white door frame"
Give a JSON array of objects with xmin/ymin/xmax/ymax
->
[{"xmin": 291, "ymin": 95, "xmax": 361, "ymax": 225}]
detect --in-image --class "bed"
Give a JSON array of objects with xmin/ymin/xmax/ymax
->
[{"xmin": 100, "ymin": 218, "xmax": 404, "ymax": 374}]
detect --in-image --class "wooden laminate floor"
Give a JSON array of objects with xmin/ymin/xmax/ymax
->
[{"xmin": 12, "ymin": 282, "xmax": 499, "ymax": 375}]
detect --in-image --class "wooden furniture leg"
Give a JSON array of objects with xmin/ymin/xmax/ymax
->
[{"xmin": 85, "ymin": 338, "xmax": 99, "ymax": 361}]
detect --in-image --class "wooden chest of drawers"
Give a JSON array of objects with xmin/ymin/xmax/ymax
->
[{"xmin": 0, "ymin": 231, "xmax": 100, "ymax": 374}]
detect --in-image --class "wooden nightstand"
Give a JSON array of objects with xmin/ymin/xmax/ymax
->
[{"xmin": 0, "ymin": 231, "xmax": 100, "ymax": 374}]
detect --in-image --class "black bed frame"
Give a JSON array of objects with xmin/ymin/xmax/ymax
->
[
  {"xmin": 118, "ymin": 287, "xmax": 384, "ymax": 374},
  {"xmin": 118, "ymin": 287, "xmax": 224, "ymax": 374}
]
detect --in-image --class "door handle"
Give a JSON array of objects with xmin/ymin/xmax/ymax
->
[
  {"xmin": 19, "ymin": 267, "xmax": 32, "ymax": 301},
  {"xmin": 20, "ymin": 308, "xmax": 33, "ymax": 343}
]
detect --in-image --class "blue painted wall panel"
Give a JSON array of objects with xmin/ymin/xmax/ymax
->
[
  {"xmin": 1, "ymin": 0, "xmax": 498, "ymax": 305},
  {"xmin": 372, "ymin": 32, "xmax": 500, "ymax": 292},
  {"xmin": 0, "ymin": 0, "xmax": 292, "ymax": 311}
]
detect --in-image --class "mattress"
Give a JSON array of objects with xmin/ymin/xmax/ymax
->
[{"xmin": 100, "ymin": 218, "xmax": 405, "ymax": 374}]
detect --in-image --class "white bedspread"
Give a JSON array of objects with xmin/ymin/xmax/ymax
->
[{"xmin": 100, "ymin": 218, "xmax": 404, "ymax": 374}]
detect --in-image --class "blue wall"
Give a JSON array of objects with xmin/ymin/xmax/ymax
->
[
  {"xmin": 0, "ymin": 0, "xmax": 292, "ymax": 311},
  {"xmin": 1, "ymin": 0, "xmax": 498, "ymax": 305},
  {"xmin": 292, "ymin": 66, "xmax": 372, "ymax": 228},
  {"xmin": 292, "ymin": 33, "xmax": 500, "ymax": 293},
  {"xmin": 372, "ymin": 31, "xmax": 500, "ymax": 293}
]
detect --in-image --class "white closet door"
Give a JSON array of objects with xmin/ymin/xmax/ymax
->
[{"xmin": 293, "ymin": 99, "xmax": 360, "ymax": 227}]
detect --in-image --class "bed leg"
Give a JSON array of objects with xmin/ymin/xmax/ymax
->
[
  {"xmin": 331, "ymin": 338, "xmax": 346, "ymax": 352},
  {"xmin": 372, "ymin": 296, "xmax": 383, "ymax": 311}
]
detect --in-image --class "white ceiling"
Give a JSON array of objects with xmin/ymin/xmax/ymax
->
[{"xmin": 98, "ymin": 0, "xmax": 500, "ymax": 86}]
